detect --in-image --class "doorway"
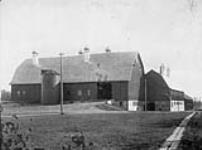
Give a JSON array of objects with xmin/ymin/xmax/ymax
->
[
  {"xmin": 147, "ymin": 102, "xmax": 155, "ymax": 111},
  {"xmin": 97, "ymin": 82, "xmax": 112, "ymax": 100}
]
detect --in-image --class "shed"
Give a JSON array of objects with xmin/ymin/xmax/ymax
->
[{"xmin": 145, "ymin": 70, "xmax": 193, "ymax": 111}]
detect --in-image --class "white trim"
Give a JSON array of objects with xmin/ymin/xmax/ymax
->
[
  {"xmin": 128, "ymin": 100, "xmax": 138, "ymax": 111},
  {"xmin": 170, "ymin": 100, "xmax": 184, "ymax": 112}
]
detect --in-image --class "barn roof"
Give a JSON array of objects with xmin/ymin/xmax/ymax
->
[
  {"xmin": 184, "ymin": 94, "xmax": 193, "ymax": 100},
  {"xmin": 146, "ymin": 70, "xmax": 192, "ymax": 100},
  {"xmin": 11, "ymin": 51, "xmax": 143, "ymax": 84},
  {"xmin": 170, "ymin": 88, "xmax": 184, "ymax": 100}
]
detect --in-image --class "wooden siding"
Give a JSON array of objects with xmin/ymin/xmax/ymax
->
[
  {"xmin": 128, "ymin": 57, "xmax": 144, "ymax": 100},
  {"xmin": 170, "ymin": 89, "xmax": 184, "ymax": 100},
  {"xmin": 64, "ymin": 81, "xmax": 128, "ymax": 102},
  {"xmin": 146, "ymin": 71, "xmax": 170, "ymax": 102},
  {"xmin": 111, "ymin": 81, "xmax": 128, "ymax": 101},
  {"xmin": 11, "ymin": 84, "xmax": 41, "ymax": 103},
  {"xmin": 63, "ymin": 82, "xmax": 97, "ymax": 102},
  {"xmin": 155, "ymin": 101, "xmax": 170, "ymax": 111},
  {"xmin": 41, "ymin": 71, "xmax": 60, "ymax": 105},
  {"xmin": 184, "ymin": 99, "xmax": 193, "ymax": 110}
]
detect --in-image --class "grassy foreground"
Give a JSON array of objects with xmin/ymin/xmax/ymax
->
[
  {"xmin": 3, "ymin": 112, "xmax": 189, "ymax": 150},
  {"xmin": 179, "ymin": 112, "xmax": 202, "ymax": 150}
]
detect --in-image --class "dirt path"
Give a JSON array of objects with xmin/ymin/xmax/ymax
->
[{"xmin": 159, "ymin": 111, "xmax": 196, "ymax": 150}]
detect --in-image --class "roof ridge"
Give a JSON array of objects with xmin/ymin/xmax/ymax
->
[{"xmin": 33, "ymin": 51, "xmax": 138, "ymax": 60}]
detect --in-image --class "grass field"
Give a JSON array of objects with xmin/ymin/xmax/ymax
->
[
  {"xmin": 3, "ymin": 111, "xmax": 190, "ymax": 150},
  {"xmin": 179, "ymin": 112, "xmax": 202, "ymax": 150}
]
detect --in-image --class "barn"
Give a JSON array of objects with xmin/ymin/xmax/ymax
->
[
  {"xmin": 145, "ymin": 70, "xmax": 193, "ymax": 111},
  {"xmin": 10, "ymin": 50, "xmax": 145, "ymax": 110}
]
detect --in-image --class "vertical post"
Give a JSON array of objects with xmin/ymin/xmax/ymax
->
[
  {"xmin": 0, "ymin": 95, "xmax": 2, "ymax": 148},
  {"xmin": 59, "ymin": 53, "xmax": 64, "ymax": 115},
  {"xmin": 144, "ymin": 77, "xmax": 147, "ymax": 111}
]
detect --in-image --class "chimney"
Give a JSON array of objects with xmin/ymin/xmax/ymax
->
[
  {"xmin": 78, "ymin": 50, "xmax": 83, "ymax": 55},
  {"xmin": 83, "ymin": 47, "xmax": 90, "ymax": 62},
  {"xmin": 32, "ymin": 51, "xmax": 39, "ymax": 66},
  {"xmin": 105, "ymin": 47, "xmax": 111, "ymax": 53}
]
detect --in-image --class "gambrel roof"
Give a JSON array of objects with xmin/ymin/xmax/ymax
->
[{"xmin": 11, "ymin": 51, "xmax": 144, "ymax": 84}]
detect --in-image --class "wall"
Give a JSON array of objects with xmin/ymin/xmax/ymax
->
[
  {"xmin": 64, "ymin": 81, "xmax": 128, "ymax": 104},
  {"xmin": 170, "ymin": 89, "xmax": 184, "ymax": 100},
  {"xmin": 63, "ymin": 82, "xmax": 97, "ymax": 102},
  {"xmin": 41, "ymin": 70, "xmax": 60, "ymax": 105},
  {"xmin": 128, "ymin": 100, "xmax": 138, "ymax": 111},
  {"xmin": 111, "ymin": 81, "xmax": 128, "ymax": 101},
  {"xmin": 146, "ymin": 71, "xmax": 170, "ymax": 102},
  {"xmin": 184, "ymin": 99, "xmax": 193, "ymax": 110},
  {"xmin": 128, "ymin": 55, "xmax": 145, "ymax": 101},
  {"xmin": 170, "ymin": 100, "xmax": 185, "ymax": 111},
  {"xmin": 155, "ymin": 101, "xmax": 170, "ymax": 111},
  {"xmin": 144, "ymin": 71, "xmax": 171, "ymax": 111},
  {"xmin": 11, "ymin": 84, "xmax": 41, "ymax": 103}
]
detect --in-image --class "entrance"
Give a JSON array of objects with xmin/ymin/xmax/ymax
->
[
  {"xmin": 147, "ymin": 102, "xmax": 155, "ymax": 111},
  {"xmin": 97, "ymin": 82, "xmax": 112, "ymax": 100}
]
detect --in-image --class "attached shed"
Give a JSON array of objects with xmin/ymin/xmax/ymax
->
[
  {"xmin": 184, "ymin": 94, "xmax": 193, "ymax": 111},
  {"xmin": 145, "ymin": 70, "xmax": 193, "ymax": 111},
  {"xmin": 145, "ymin": 70, "xmax": 170, "ymax": 111},
  {"xmin": 11, "ymin": 51, "xmax": 145, "ymax": 110},
  {"xmin": 170, "ymin": 89, "xmax": 185, "ymax": 112}
]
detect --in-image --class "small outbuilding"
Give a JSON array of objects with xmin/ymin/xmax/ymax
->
[{"xmin": 145, "ymin": 70, "xmax": 193, "ymax": 111}]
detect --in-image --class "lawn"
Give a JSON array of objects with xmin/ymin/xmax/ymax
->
[
  {"xmin": 179, "ymin": 112, "xmax": 202, "ymax": 150},
  {"xmin": 3, "ymin": 112, "xmax": 190, "ymax": 150}
]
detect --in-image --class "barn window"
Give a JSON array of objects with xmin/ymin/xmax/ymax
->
[
  {"xmin": 22, "ymin": 90, "xmax": 26, "ymax": 95},
  {"xmin": 66, "ymin": 91, "xmax": 70, "ymax": 96},
  {"xmin": 78, "ymin": 90, "xmax": 82, "ymax": 96},
  {"xmin": 87, "ymin": 90, "xmax": 91, "ymax": 96},
  {"xmin": 133, "ymin": 101, "xmax": 137, "ymax": 106},
  {"xmin": 17, "ymin": 90, "xmax": 21, "ymax": 96}
]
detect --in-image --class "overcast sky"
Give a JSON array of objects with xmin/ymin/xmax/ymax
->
[{"xmin": 0, "ymin": 0, "xmax": 202, "ymax": 97}]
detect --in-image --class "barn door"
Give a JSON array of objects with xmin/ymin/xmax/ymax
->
[
  {"xmin": 97, "ymin": 82, "xmax": 112, "ymax": 100},
  {"xmin": 147, "ymin": 102, "xmax": 155, "ymax": 111}
]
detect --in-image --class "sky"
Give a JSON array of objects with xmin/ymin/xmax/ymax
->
[{"xmin": 0, "ymin": 0, "xmax": 202, "ymax": 98}]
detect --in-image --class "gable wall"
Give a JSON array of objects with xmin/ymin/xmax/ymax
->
[
  {"xmin": 146, "ymin": 72, "xmax": 170, "ymax": 102},
  {"xmin": 128, "ymin": 54, "xmax": 145, "ymax": 100}
]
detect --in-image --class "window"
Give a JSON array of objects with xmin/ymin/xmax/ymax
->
[
  {"xmin": 78, "ymin": 90, "xmax": 82, "ymax": 96},
  {"xmin": 87, "ymin": 90, "xmax": 91, "ymax": 96},
  {"xmin": 22, "ymin": 90, "xmax": 26, "ymax": 95},
  {"xmin": 17, "ymin": 90, "xmax": 21, "ymax": 96},
  {"xmin": 133, "ymin": 101, "xmax": 137, "ymax": 106}
]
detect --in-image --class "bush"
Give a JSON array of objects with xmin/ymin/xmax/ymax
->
[{"xmin": 1, "ymin": 114, "xmax": 34, "ymax": 150}]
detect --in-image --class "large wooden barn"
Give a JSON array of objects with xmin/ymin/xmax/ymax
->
[
  {"xmin": 11, "ymin": 50, "xmax": 145, "ymax": 110},
  {"xmin": 145, "ymin": 70, "xmax": 193, "ymax": 111}
]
